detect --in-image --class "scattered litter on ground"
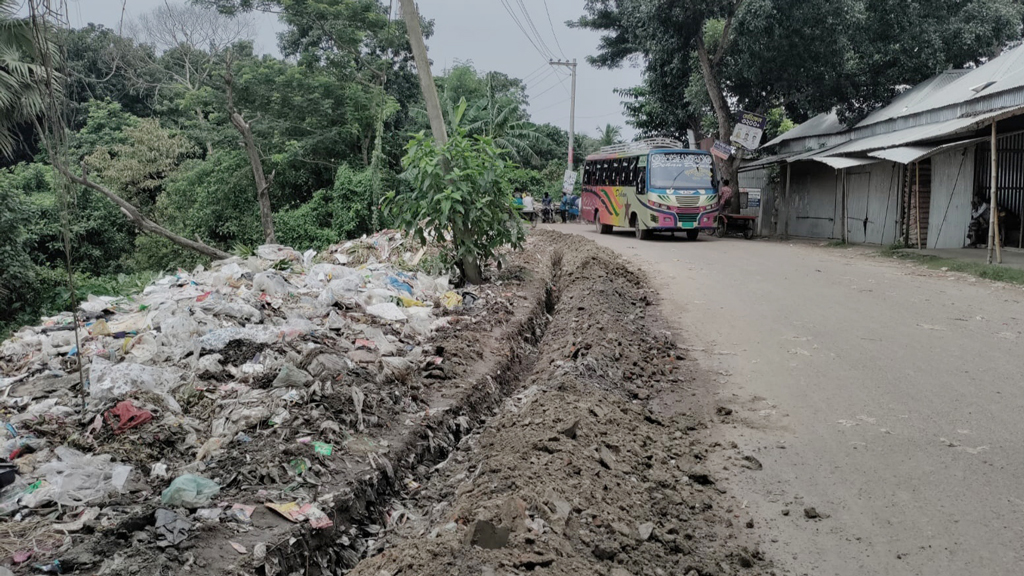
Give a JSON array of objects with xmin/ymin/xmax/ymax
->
[{"xmin": 0, "ymin": 230, "xmax": 516, "ymax": 573}]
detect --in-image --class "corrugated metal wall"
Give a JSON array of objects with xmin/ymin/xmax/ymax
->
[
  {"xmin": 844, "ymin": 162, "xmax": 903, "ymax": 245},
  {"xmin": 927, "ymin": 147, "xmax": 975, "ymax": 249},
  {"xmin": 785, "ymin": 162, "xmax": 841, "ymax": 239},
  {"xmin": 975, "ymin": 132, "xmax": 1024, "ymax": 218},
  {"xmin": 738, "ymin": 168, "xmax": 773, "ymax": 236}
]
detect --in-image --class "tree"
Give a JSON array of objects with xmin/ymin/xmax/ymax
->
[
  {"xmin": 575, "ymin": 0, "xmax": 750, "ymax": 190},
  {"xmin": 597, "ymin": 123, "xmax": 623, "ymax": 147},
  {"xmin": 387, "ymin": 102, "xmax": 525, "ymax": 285},
  {"xmin": 0, "ymin": 0, "xmax": 51, "ymax": 158}
]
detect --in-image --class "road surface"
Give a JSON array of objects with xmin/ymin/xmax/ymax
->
[{"xmin": 552, "ymin": 224, "xmax": 1024, "ymax": 576}]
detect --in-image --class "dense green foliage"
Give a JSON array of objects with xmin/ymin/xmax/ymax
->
[
  {"xmin": 0, "ymin": 2, "xmax": 574, "ymax": 335},
  {"xmin": 577, "ymin": 0, "xmax": 1024, "ymax": 140}
]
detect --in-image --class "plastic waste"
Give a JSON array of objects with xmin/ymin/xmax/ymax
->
[
  {"xmin": 272, "ymin": 364, "xmax": 313, "ymax": 388},
  {"xmin": 22, "ymin": 447, "xmax": 131, "ymax": 508},
  {"xmin": 441, "ymin": 291, "xmax": 463, "ymax": 310},
  {"xmin": 257, "ymin": 244, "xmax": 302, "ymax": 263},
  {"xmin": 105, "ymin": 400, "xmax": 154, "ymax": 434},
  {"xmin": 366, "ymin": 303, "xmax": 407, "ymax": 322},
  {"xmin": 155, "ymin": 508, "xmax": 192, "ymax": 545},
  {"xmin": 161, "ymin": 474, "xmax": 220, "ymax": 508},
  {"xmin": 89, "ymin": 356, "xmax": 184, "ymax": 413},
  {"xmin": 253, "ymin": 272, "xmax": 294, "ymax": 297}
]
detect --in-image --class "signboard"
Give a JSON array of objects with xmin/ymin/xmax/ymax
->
[
  {"xmin": 731, "ymin": 111, "xmax": 768, "ymax": 151},
  {"xmin": 741, "ymin": 188, "xmax": 761, "ymax": 209},
  {"xmin": 711, "ymin": 140, "xmax": 736, "ymax": 161},
  {"xmin": 562, "ymin": 170, "xmax": 578, "ymax": 193}
]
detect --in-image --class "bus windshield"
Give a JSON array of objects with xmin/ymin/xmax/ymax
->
[{"xmin": 649, "ymin": 153, "xmax": 714, "ymax": 190}]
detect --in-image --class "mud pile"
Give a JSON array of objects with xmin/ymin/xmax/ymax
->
[{"xmin": 349, "ymin": 233, "xmax": 772, "ymax": 576}]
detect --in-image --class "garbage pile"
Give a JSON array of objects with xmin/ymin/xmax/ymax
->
[{"xmin": 0, "ymin": 233, "xmax": 480, "ymax": 571}]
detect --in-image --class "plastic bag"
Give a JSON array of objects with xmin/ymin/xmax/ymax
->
[
  {"xmin": 257, "ymin": 245, "xmax": 302, "ymax": 263},
  {"xmin": 366, "ymin": 303, "xmax": 407, "ymax": 322},
  {"xmin": 272, "ymin": 364, "xmax": 313, "ymax": 388},
  {"xmin": 23, "ymin": 447, "xmax": 132, "ymax": 508},
  {"xmin": 161, "ymin": 474, "xmax": 220, "ymax": 508},
  {"xmin": 89, "ymin": 357, "xmax": 184, "ymax": 413},
  {"xmin": 318, "ymin": 276, "xmax": 363, "ymax": 307},
  {"xmin": 253, "ymin": 272, "xmax": 294, "ymax": 297}
]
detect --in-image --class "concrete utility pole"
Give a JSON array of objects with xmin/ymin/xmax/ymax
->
[
  {"xmin": 549, "ymin": 59, "xmax": 577, "ymax": 171},
  {"xmin": 399, "ymin": 0, "xmax": 447, "ymax": 145}
]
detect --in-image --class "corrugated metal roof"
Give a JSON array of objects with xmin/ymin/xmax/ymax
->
[
  {"xmin": 763, "ymin": 111, "xmax": 845, "ymax": 147},
  {"xmin": 814, "ymin": 106, "xmax": 1023, "ymax": 156},
  {"xmin": 867, "ymin": 137, "xmax": 988, "ymax": 164},
  {"xmin": 739, "ymin": 152, "xmax": 799, "ymax": 171},
  {"xmin": 768, "ymin": 43, "xmax": 1024, "ymax": 151},
  {"xmin": 892, "ymin": 43, "xmax": 1024, "ymax": 118},
  {"xmin": 856, "ymin": 70, "xmax": 969, "ymax": 128},
  {"xmin": 810, "ymin": 157, "xmax": 880, "ymax": 170}
]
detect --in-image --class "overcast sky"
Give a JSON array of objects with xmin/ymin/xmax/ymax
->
[{"xmin": 58, "ymin": 0, "xmax": 642, "ymax": 140}]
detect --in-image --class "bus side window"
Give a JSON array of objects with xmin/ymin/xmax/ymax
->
[
  {"xmin": 614, "ymin": 160, "xmax": 623, "ymax": 186},
  {"xmin": 636, "ymin": 162, "xmax": 646, "ymax": 194}
]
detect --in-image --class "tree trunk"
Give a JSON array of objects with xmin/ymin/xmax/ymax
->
[
  {"xmin": 55, "ymin": 163, "xmax": 231, "ymax": 260},
  {"xmin": 229, "ymin": 111, "xmax": 276, "ymax": 245},
  {"xmin": 225, "ymin": 67, "xmax": 276, "ymax": 245},
  {"xmin": 695, "ymin": 33, "xmax": 739, "ymax": 213}
]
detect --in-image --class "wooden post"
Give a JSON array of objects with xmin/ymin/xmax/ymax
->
[
  {"xmin": 988, "ymin": 121, "xmax": 999, "ymax": 264},
  {"xmin": 783, "ymin": 163, "xmax": 792, "ymax": 239},
  {"xmin": 399, "ymin": 0, "xmax": 447, "ymax": 145},
  {"xmin": 915, "ymin": 162, "xmax": 922, "ymax": 249},
  {"xmin": 842, "ymin": 168, "xmax": 848, "ymax": 243}
]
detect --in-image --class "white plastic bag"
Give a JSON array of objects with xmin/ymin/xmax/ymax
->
[
  {"xmin": 23, "ymin": 447, "xmax": 131, "ymax": 508},
  {"xmin": 89, "ymin": 356, "xmax": 184, "ymax": 413},
  {"xmin": 366, "ymin": 303, "xmax": 407, "ymax": 322}
]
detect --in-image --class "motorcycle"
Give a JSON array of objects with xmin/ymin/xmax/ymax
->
[{"xmin": 541, "ymin": 205, "xmax": 555, "ymax": 224}]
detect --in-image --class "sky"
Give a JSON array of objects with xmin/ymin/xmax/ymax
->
[{"xmin": 56, "ymin": 0, "xmax": 642, "ymax": 140}]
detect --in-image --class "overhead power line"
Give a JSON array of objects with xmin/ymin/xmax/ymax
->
[
  {"xmin": 542, "ymin": 0, "xmax": 567, "ymax": 59},
  {"xmin": 498, "ymin": 0, "xmax": 551, "ymax": 62},
  {"xmin": 514, "ymin": 0, "xmax": 556, "ymax": 59}
]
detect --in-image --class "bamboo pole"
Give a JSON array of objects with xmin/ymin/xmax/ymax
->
[
  {"xmin": 988, "ymin": 121, "xmax": 999, "ymax": 264},
  {"xmin": 783, "ymin": 163, "xmax": 791, "ymax": 239},
  {"xmin": 916, "ymin": 162, "xmax": 922, "ymax": 249},
  {"xmin": 842, "ymin": 168, "xmax": 848, "ymax": 243}
]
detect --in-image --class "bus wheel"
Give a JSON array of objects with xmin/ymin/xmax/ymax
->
[
  {"xmin": 595, "ymin": 212, "xmax": 612, "ymax": 234},
  {"xmin": 686, "ymin": 229, "xmax": 700, "ymax": 241},
  {"xmin": 633, "ymin": 215, "xmax": 652, "ymax": 240}
]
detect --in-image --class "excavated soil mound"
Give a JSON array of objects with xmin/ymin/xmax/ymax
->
[{"xmin": 348, "ymin": 232, "xmax": 773, "ymax": 576}]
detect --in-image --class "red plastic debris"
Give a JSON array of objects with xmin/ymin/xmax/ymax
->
[{"xmin": 104, "ymin": 400, "xmax": 154, "ymax": 435}]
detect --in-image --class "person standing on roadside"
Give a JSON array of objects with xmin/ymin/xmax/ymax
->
[{"xmin": 719, "ymin": 178, "xmax": 735, "ymax": 212}]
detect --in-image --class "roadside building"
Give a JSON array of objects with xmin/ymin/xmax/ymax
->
[{"xmin": 742, "ymin": 43, "xmax": 1024, "ymax": 249}]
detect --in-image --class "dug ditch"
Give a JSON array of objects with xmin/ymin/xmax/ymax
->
[
  {"xmin": 347, "ymin": 232, "xmax": 776, "ymax": 576},
  {"xmin": 64, "ymin": 231, "xmax": 775, "ymax": 576}
]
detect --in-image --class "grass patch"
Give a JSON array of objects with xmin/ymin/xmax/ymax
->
[
  {"xmin": 879, "ymin": 247, "xmax": 1024, "ymax": 286},
  {"xmin": 824, "ymin": 240, "xmax": 849, "ymax": 248}
]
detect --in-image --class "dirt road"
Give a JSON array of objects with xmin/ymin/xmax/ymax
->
[{"xmin": 554, "ymin": 224, "xmax": 1024, "ymax": 576}]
